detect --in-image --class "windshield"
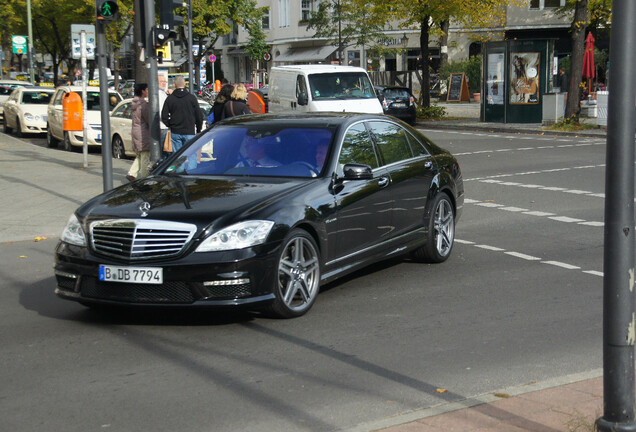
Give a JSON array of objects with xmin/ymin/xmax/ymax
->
[
  {"xmin": 308, "ymin": 72, "xmax": 376, "ymax": 101},
  {"xmin": 162, "ymin": 125, "xmax": 334, "ymax": 178},
  {"xmin": 383, "ymin": 89, "xmax": 411, "ymax": 99},
  {"xmin": 22, "ymin": 91, "xmax": 53, "ymax": 104}
]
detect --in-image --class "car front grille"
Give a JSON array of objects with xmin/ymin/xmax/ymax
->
[
  {"xmin": 90, "ymin": 219, "xmax": 197, "ymax": 261},
  {"xmin": 80, "ymin": 277, "xmax": 195, "ymax": 303}
]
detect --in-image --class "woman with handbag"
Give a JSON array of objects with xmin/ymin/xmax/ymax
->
[
  {"xmin": 126, "ymin": 83, "xmax": 151, "ymax": 181},
  {"xmin": 221, "ymin": 84, "xmax": 251, "ymax": 119}
]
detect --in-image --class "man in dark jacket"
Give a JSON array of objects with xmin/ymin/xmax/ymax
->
[{"xmin": 161, "ymin": 76, "xmax": 203, "ymax": 152}]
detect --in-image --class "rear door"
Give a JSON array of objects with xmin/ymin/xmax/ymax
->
[{"xmin": 366, "ymin": 120, "xmax": 436, "ymax": 240}]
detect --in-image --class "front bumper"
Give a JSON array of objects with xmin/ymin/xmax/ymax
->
[{"xmin": 54, "ymin": 240, "xmax": 280, "ymax": 308}]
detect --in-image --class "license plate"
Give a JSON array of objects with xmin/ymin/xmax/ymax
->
[
  {"xmin": 99, "ymin": 265, "xmax": 163, "ymax": 284},
  {"xmin": 392, "ymin": 103, "xmax": 406, "ymax": 108}
]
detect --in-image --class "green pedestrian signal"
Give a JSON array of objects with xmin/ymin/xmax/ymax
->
[{"xmin": 96, "ymin": 0, "xmax": 118, "ymax": 21}]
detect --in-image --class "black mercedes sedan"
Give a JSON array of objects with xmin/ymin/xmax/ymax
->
[
  {"xmin": 54, "ymin": 113, "xmax": 464, "ymax": 318},
  {"xmin": 377, "ymin": 86, "xmax": 418, "ymax": 125}
]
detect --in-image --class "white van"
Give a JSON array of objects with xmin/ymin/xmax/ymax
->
[{"xmin": 268, "ymin": 64, "xmax": 383, "ymax": 114}]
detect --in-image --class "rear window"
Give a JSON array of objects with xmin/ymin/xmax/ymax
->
[{"xmin": 383, "ymin": 89, "xmax": 411, "ymax": 99}]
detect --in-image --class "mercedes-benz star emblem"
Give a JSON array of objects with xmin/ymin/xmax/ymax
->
[{"xmin": 139, "ymin": 202, "xmax": 151, "ymax": 217}]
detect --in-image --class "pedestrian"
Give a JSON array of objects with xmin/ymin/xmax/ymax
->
[
  {"xmin": 126, "ymin": 83, "xmax": 150, "ymax": 181},
  {"xmin": 161, "ymin": 75, "xmax": 202, "ymax": 153},
  {"xmin": 211, "ymin": 84, "xmax": 234, "ymax": 124},
  {"xmin": 558, "ymin": 68, "xmax": 568, "ymax": 94},
  {"xmin": 221, "ymin": 84, "xmax": 251, "ymax": 119},
  {"xmin": 157, "ymin": 74, "xmax": 171, "ymax": 157}
]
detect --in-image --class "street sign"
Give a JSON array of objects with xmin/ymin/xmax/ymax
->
[
  {"xmin": 263, "ymin": 52, "xmax": 271, "ymax": 62},
  {"xmin": 156, "ymin": 43, "xmax": 172, "ymax": 62},
  {"xmin": 12, "ymin": 35, "xmax": 27, "ymax": 55},
  {"xmin": 209, "ymin": 54, "xmax": 216, "ymax": 63},
  {"xmin": 71, "ymin": 24, "xmax": 96, "ymax": 60}
]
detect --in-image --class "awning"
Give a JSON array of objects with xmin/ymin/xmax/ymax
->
[{"xmin": 274, "ymin": 45, "xmax": 337, "ymax": 63}]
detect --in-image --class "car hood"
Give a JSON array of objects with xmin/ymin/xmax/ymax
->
[{"xmin": 78, "ymin": 175, "xmax": 310, "ymax": 229}]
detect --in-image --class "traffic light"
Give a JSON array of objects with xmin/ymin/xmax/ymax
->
[
  {"xmin": 154, "ymin": 26, "xmax": 177, "ymax": 49},
  {"xmin": 160, "ymin": 0, "xmax": 184, "ymax": 28},
  {"xmin": 96, "ymin": 0, "xmax": 118, "ymax": 22}
]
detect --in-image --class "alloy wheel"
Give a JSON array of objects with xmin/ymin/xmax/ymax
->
[
  {"xmin": 433, "ymin": 197, "xmax": 454, "ymax": 257},
  {"xmin": 276, "ymin": 233, "xmax": 320, "ymax": 316}
]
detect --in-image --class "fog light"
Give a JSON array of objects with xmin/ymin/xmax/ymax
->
[{"xmin": 203, "ymin": 278, "xmax": 249, "ymax": 286}]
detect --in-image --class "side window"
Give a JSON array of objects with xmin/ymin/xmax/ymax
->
[
  {"xmin": 338, "ymin": 123, "xmax": 379, "ymax": 170},
  {"xmin": 368, "ymin": 121, "xmax": 413, "ymax": 165},
  {"xmin": 406, "ymin": 131, "xmax": 431, "ymax": 157},
  {"xmin": 53, "ymin": 90, "xmax": 65, "ymax": 105}
]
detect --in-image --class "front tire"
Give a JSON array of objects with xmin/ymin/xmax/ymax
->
[
  {"xmin": 46, "ymin": 124, "xmax": 58, "ymax": 148},
  {"xmin": 267, "ymin": 229, "xmax": 321, "ymax": 318},
  {"xmin": 15, "ymin": 118, "xmax": 23, "ymax": 138},
  {"xmin": 412, "ymin": 193, "xmax": 455, "ymax": 263},
  {"xmin": 63, "ymin": 132, "xmax": 74, "ymax": 152}
]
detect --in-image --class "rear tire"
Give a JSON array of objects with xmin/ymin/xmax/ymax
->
[
  {"xmin": 112, "ymin": 135, "xmax": 125, "ymax": 159},
  {"xmin": 3, "ymin": 116, "xmax": 12, "ymax": 134},
  {"xmin": 411, "ymin": 193, "xmax": 455, "ymax": 263}
]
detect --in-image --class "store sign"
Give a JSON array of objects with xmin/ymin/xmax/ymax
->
[{"xmin": 12, "ymin": 35, "xmax": 27, "ymax": 55}]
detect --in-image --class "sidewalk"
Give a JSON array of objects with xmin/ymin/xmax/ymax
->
[
  {"xmin": 419, "ymin": 101, "xmax": 606, "ymax": 139},
  {"xmin": 347, "ymin": 370, "xmax": 605, "ymax": 432}
]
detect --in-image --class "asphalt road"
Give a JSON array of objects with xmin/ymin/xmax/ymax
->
[{"xmin": 1, "ymin": 127, "xmax": 607, "ymax": 431}]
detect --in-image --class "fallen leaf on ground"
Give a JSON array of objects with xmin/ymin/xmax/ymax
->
[
  {"xmin": 18, "ymin": 255, "xmax": 27, "ymax": 259},
  {"xmin": 34, "ymin": 236, "xmax": 47, "ymax": 242},
  {"xmin": 494, "ymin": 393, "xmax": 510, "ymax": 398},
  {"xmin": 436, "ymin": 388, "xmax": 448, "ymax": 393}
]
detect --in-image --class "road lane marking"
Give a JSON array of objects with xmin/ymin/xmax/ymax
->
[
  {"xmin": 465, "ymin": 198, "xmax": 603, "ymax": 227},
  {"xmin": 456, "ymin": 238, "xmax": 603, "ymax": 277}
]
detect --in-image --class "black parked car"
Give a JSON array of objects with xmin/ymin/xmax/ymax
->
[
  {"xmin": 55, "ymin": 113, "xmax": 464, "ymax": 318},
  {"xmin": 377, "ymin": 86, "xmax": 418, "ymax": 125}
]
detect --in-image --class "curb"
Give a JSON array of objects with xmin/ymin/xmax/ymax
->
[
  {"xmin": 415, "ymin": 120, "xmax": 606, "ymax": 139},
  {"xmin": 342, "ymin": 369, "xmax": 603, "ymax": 432}
]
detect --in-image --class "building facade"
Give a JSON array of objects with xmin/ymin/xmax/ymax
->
[{"xmin": 214, "ymin": 0, "xmax": 574, "ymax": 91}]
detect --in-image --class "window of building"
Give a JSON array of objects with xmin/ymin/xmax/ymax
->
[
  {"xmin": 262, "ymin": 8, "xmax": 270, "ymax": 29},
  {"xmin": 347, "ymin": 50, "xmax": 360, "ymax": 67},
  {"xmin": 301, "ymin": 0, "xmax": 315, "ymax": 21},
  {"xmin": 529, "ymin": 0, "xmax": 565, "ymax": 9},
  {"xmin": 278, "ymin": 0, "xmax": 290, "ymax": 27}
]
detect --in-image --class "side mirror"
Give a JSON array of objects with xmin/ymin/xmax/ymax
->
[
  {"xmin": 343, "ymin": 163, "xmax": 373, "ymax": 180},
  {"xmin": 298, "ymin": 92, "xmax": 309, "ymax": 106}
]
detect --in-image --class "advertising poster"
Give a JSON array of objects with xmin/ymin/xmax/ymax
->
[
  {"xmin": 510, "ymin": 52, "xmax": 540, "ymax": 104},
  {"xmin": 486, "ymin": 53, "xmax": 504, "ymax": 105}
]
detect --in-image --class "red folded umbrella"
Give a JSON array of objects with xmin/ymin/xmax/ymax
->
[{"xmin": 582, "ymin": 33, "xmax": 595, "ymax": 93}]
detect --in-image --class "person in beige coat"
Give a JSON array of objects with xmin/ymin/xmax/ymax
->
[{"xmin": 127, "ymin": 83, "xmax": 150, "ymax": 181}]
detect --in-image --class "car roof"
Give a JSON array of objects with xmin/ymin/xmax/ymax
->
[
  {"xmin": 219, "ymin": 112, "xmax": 392, "ymax": 128},
  {"xmin": 0, "ymin": 80, "xmax": 33, "ymax": 85},
  {"xmin": 272, "ymin": 64, "xmax": 369, "ymax": 74},
  {"xmin": 19, "ymin": 86, "xmax": 55, "ymax": 92},
  {"xmin": 57, "ymin": 85, "xmax": 120, "ymax": 93}
]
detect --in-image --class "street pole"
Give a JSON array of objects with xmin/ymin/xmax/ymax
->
[
  {"xmin": 144, "ymin": 0, "xmax": 161, "ymax": 163},
  {"xmin": 596, "ymin": 0, "xmax": 636, "ymax": 431},
  {"xmin": 81, "ymin": 31, "xmax": 88, "ymax": 168},
  {"xmin": 96, "ymin": 20, "xmax": 113, "ymax": 191},
  {"xmin": 26, "ymin": 0, "xmax": 35, "ymax": 83},
  {"xmin": 187, "ymin": 0, "xmax": 194, "ymax": 94}
]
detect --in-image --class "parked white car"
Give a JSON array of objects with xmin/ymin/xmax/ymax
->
[
  {"xmin": 0, "ymin": 79, "xmax": 33, "ymax": 120},
  {"xmin": 46, "ymin": 85, "xmax": 122, "ymax": 151},
  {"xmin": 109, "ymin": 97, "xmax": 213, "ymax": 159},
  {"xmin": 3, "ymin": 87, "xmax": 55, "ymax": 136}
]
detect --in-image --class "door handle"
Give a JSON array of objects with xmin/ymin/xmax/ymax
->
[{"xmin": 378, "ymin": 176, "xmax": 390, "ymax": 188}]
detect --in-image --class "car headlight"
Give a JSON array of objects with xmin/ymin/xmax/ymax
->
[
  {"xmin": 196, "ymin": 220, "xmax": 274, "ymax": 252},
  {"xmin": 24, "ymin": 113, "xmax": 34, "ymax": 121},
  {"xmin": 60, "ymin": 214, "xmax": 87, "ymax": 247}
]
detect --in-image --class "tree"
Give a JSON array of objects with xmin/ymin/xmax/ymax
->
[
  {"xmin": 382, "ymin": 0, "xmax": 511, "ymax": 108},
  {"xmin": 0, "ymin": 0, "xmax": 27, "ymax": 74},
  {"xmin": 178, "ymin": 0, "xmax": 267, "ymax": 85},
  {"xmin": 556, "ymin": 0, "xmax": 611, "ymax": 120},
  {"xmin": 31, "ymin": 0, "xmax": 95, "ymax": 85},
  {"xmin": 307, "ymin": 0, "xmax": 388, "ymax": 66}
]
